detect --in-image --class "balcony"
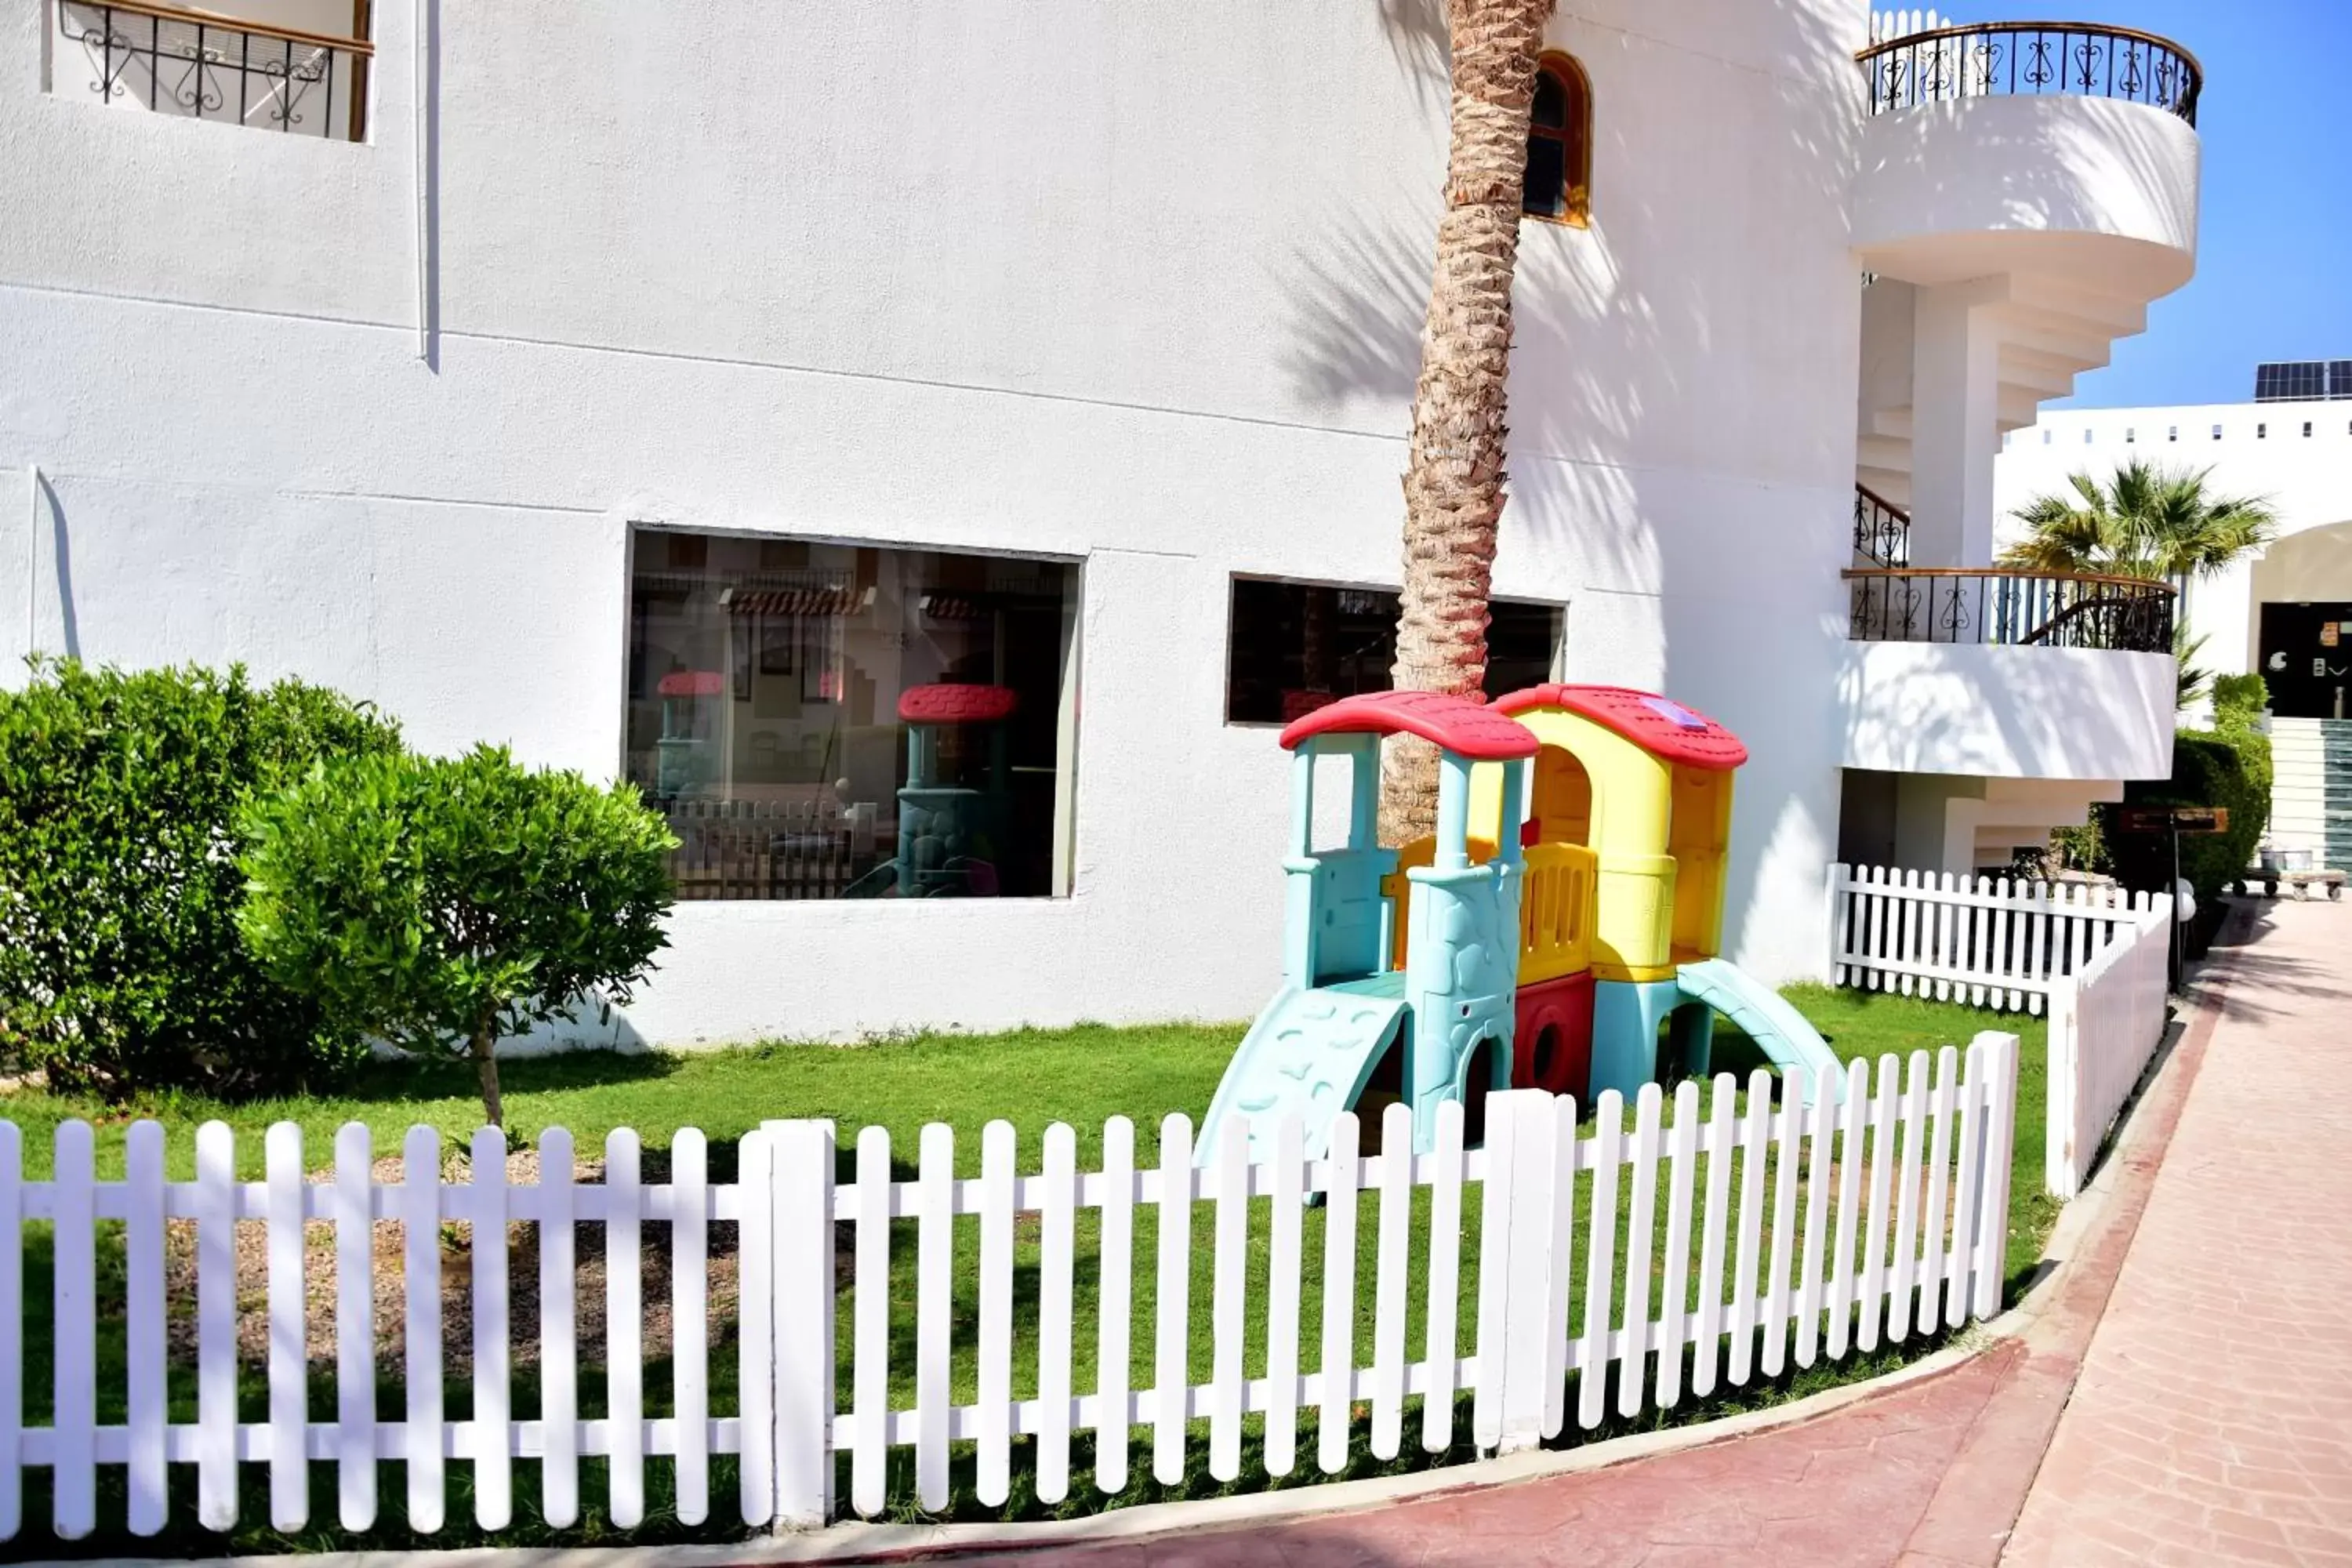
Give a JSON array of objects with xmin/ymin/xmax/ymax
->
[
  {"xmin": 1850, "ymin": 19, "xmax": 2202, "ymax": 302},
  {"xmin": 1838, "ymin": 568, "xmax": 2177, "ymax": 784},
  {"xmin": 1858, "ymin": 22, "xmax": 2201, "ymax": 125},
  {"xmin": 53, "ymin": 0, "xmax": 372, "ymax": 143}
]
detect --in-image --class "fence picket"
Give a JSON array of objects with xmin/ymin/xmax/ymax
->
[
  {"xmin": 1617, "ymin": 1085, "xmax": 1663, "ymax": 1416},
  {"xmin": 1267, "ymin": 1111, "xmax": 1306, "ymax": 1474},
  {"xmin": 851, "ymin": 1127, "xmax": 893, "ymax": 1516},
  {"xmin": 267, "ymin": 1123, "xmax": 308, "ymax": 1531},
  {"xmin": 1858, "ymin": 1058, "xmax": 1899, "ymax": 1351},
  {"xmin": 0, "ymin": 1124, "xmax": 17, "ymax": 1541},
  {"xmin": 978, "ymin": 1120, "xmax": 1017, "ymax": 1506},
  {"xmin": 1577, "ymin": 1091, "xmax": 1623, "ymax": 1429},
  {"xmin": 1973, "ymin": 1033, "xmax": 2021, "ymax": 1318},
  {"xmin": 1421, "ymin": 1099, "xmax": 1465, "ymax": 1454},
  {"xmin": 672, "ymin": 1129, "xmax": 710, "ymax": 1526},
  {"xmin": 1318, "ymin": 1112, "xmax": 1360, "ymax": 1472},
  {"xmin": 1690, "ymin": 1075, "xmax": 1735, "ymax": 1397},
  {"xmin": 1917, "ymin": 1049, "xmax": 1958, "ymax": 1333},
  {"xmin": 914, "ymin": 1123, "xmax": 954, "ymax": 1510},
  {"xmin": 1944, "ymin": 1047, "xmax": 1987, "ymax": 1327},
  {"xmin": 123, "ymin": 1122, "xmax": 167, "ymax": 1536},
  {"xmin": 335, "ymin": 1124, "xmax": 379, "ymax": 1531},
  {"xmin": 1726, "ymin": 1073, "xmax": 1773, "ymax": 1385},
  {"xmin": 1369, "ymin": 1103, "xmax": 1410, "ymax": 1461},
  {"xmin": 1541, "ymin": 1094, "xmax": 1582, "ymax": 1439},
  {"xmin": 1795, "ymin": 1074, "xmax": 1837, "ymax": 1367},
  {"xmin": 400, "ymin": 1127, "xmax": 441, "ymax": 1534},
  {"xmin": 539, "ymin": 1127, "xmax": 578, "ymax": 1529},
  {"xmin": 1887, "ymin": 1053, "xmax": 1931, "ymax": 1341},
  {"xmin": 1208, "ymin": 1115, "xmax": 1250, "ymax": 1483},
  {"xmin": 736, "ymin": 1127, "xmax": 775, "ymax": 1528},
  {"xmin": 1762, "ymin": 1078, "xmax": 1802, "ymax": 1377},
  {"xmin": 1826, "ymin": 1057, "xmax": 1869, "ymax": 1359},
  {"xmin": 1653, "ymin": 1081, "xmax": 1699, "ymax": 1408},
  {"xmin": 605, "ymin": 1129, "xmax": 644, "ymax": 1530},
  {"xmin": 1094, "ymin": 1116, "xmax": 1135, "ymax": 1494},
  {"xmin": 50, "ymin": 1123, "xmax": 95, "ymax": 1541},
  {"xmin": 1036, "ymin": 1122, "xmax": 1077, "ymax": 1504},
  {"xmin": 1154, "ymin": 1113, "xmax": 1196, "ymax": 1484}
]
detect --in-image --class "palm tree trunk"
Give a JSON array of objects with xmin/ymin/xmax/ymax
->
[{"xmin": 1379, "ymin": 0, "xmax": 1556, "ymax": 844}]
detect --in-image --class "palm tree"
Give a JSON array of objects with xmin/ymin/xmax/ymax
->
[
  {"xmin": 1377, "ymin": 0, "xmax": 1558, "ymax": 844},
  {"xmin": 2001, "ymin": 459, "xmax": 2278, "ymax": 581}
]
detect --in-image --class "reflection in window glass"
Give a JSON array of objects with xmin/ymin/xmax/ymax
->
[
  {"xmin": 626, "ymin": 531, "xmax": 1077, "ymax": 901},
  {"xmin": 1224, "ymin": 579, "xmax": 1561, "ymax": 726}
]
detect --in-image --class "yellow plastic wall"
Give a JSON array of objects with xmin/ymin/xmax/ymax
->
[
  {"xmin": 1384, "ymin": 833, "xmax": 1595, "ymax": 984},
  {"xmin": 1668, "ymin": 764, "xmax": 1737, "ymax": 960}
]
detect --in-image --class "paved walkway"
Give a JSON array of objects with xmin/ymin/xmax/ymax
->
[
  {"xmin": 913, "ymin": 898, "xmax": 2350, "ymax": 1566},
  {"xmin": 2004, "ymin": 898, "xmax": 2352, "ymax": 1566}
]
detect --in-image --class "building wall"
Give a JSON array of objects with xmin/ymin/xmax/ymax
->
[
  {"xmin": 1997, "ymin": 402, "xmax": 2352, "ymax": 679},
  {"xmin": 0, "ymin": 0, "xmax": 1866, "ymax": 1044}
]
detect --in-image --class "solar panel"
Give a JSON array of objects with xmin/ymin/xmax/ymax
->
[{"xmin": 2256, "ymin": 361, "xmax": 2338, "ymax": 401}]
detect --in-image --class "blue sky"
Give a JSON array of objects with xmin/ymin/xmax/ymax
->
[{"xmin": 2037, "ymin": 1, "xmax": 2352, "ymax": 410}]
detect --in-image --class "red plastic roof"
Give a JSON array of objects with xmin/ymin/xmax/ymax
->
[
  {"xmin": 657, "ymin": 671, "xmax": 726, "ymax": 698},
  {"xmin": 1279, "ymin": 690, "xmax": 1539, "ymax": 760},
  {"xmin": 1490, "ymin": 684, "xmax": 1748, "ymax": 770},
  {"xmin": 897, "ymin": 683, "xmax": 1020, "ymax": 724}
]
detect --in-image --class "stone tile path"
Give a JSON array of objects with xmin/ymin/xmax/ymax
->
[
  {"xmin": 2003, "ymin": 898, "xmax": 2352, "ymax": 1566},
  {"xmin": 916, "ymin": 899, "xmax": 2332, "ymax": 1566}
]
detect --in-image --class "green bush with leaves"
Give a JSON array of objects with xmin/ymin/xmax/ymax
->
[
  {"xmin": 0, "ymin": 659, "xmax": 403, "ymax": 1098},
  {"xmin": 2211, "ymin": 671, "xmax": 2270, "ymax": 726},
  {"xmin": 237, "ymin": 746, "xmax": 679, "ymax": 1127},
  {"xmin": 2107, "ymin": 725, "xmax": 2272, "ymax": 903}
]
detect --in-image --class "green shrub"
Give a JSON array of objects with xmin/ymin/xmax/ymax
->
[
  {"xmin": 238, "ymin": 746, "xmax": 679, "ymax": 1127},
  {"xmin": 2212, "ymin": 671, "xmax": 2270, "ymax": 727},
  {"xmin": 0, "ymin": 659, "xmax": 402, "ymax": 1098},
  {"xmin": 2105, "ymin": 724, "xmax": 2272, "ymax": 902}
]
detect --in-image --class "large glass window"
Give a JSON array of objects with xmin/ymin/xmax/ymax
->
[
  {"xmin": 1224, "ymin": 578, "xmax": 1562, "ymax": 726},
  {"xmin": 626, "ymin": 531, "xmax": 1078, "ymax": 901}
]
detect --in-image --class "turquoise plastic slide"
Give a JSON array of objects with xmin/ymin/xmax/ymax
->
[
  {"xmin": 1676, "ymin": 958, "xmax": 1847, "ymax": 1106},
  {"xmin": 1196, "ymin": 975, "xmax": 1411, "ymax": 1167}
]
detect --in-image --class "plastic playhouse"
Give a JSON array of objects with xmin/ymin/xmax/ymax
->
[
  {"xmin": 1197, "ymin": 684, "xmax": 1842, "ymax": 1167},
  {"xmin": 844, "ymin": 683, "xmax": 1019, "ymax": 898}
]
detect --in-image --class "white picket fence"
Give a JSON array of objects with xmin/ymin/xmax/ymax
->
[
  {"xmin": 2047, "ymin": 906, "xmax": 2173, "ymax": 1199},
  {"xmin": 1829, "ymin": 863, "xmax": 2170, "ymax": 1014},
  {"xmin": 1829, "ymin": 863, "xmax": 2175, "ymax": 1200},
  {"xmin": 0, "ymin": 1038, "xmax": 2020, "ymax": 1542}
]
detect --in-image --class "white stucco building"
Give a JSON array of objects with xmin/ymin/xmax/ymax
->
[{"xmin": 0, "ymin": 2, "xmax": 2205, "ymax": 1044}]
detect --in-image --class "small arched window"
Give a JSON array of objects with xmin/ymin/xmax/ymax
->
[{"xmin": 1523, "ymin": 52, "xmax": 1592, "ymax": 227}]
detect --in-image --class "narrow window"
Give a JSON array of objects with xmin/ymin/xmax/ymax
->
[
  {"xmin": 2085, "ymin": 430, "xmax": 2096, "ymax": 445},
  {"xmin": 2213, "ymin": 424, "xmax": 2224, "ymax": 440},
  {"xmin": 1523, "ymin": 53, "xmax": 1592, "ymax": 227},
  {"xmin": 2042, "ymin": 430, "xmax": 2053, "ymax": 445},
  {"xmin": 2259, "ymin": 423, "xmax": 2268, "ymax": 438},
  {"xmin": 2168, "ymin": 426, "xmax": 2179, "ymax": 442},
  {"xmin": 1225, "ymin": 579, "xmax": 1562, "ymax": 725},
  {"xmin": 2307, "ymin": 422, "xmax": 2316, "ymax": 437},
  {"xmin": 625, "ymin": 531, "xmax": 1080, "ymax": 900},
  {"xmin": 2125, "ymin": 428, "xmax": 2136, "ymax": 444}
]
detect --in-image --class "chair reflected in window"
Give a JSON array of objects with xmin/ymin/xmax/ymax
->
[{"xmin": 1523, "ymin": 51, "xmax": 1592, "ymax": 227}]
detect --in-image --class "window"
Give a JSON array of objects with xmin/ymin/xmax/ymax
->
[
  {"xmin": 1523, "ymin": 52, "xmax": 1592, "ymax": 227},
  {"xmin": 2125, "ymin": 428, "xmax": 2136, "ymax": 444},
  {"xmin": 2307, "ymin": 422, "xmax": 2316, "ymax": 437},
  {"xmin": 2259, "ymin": 423, "xmax": 2269, "ymax": 439},
  {"xmin": 1225, "ymin": 579, "xmax": 1561, "ymax": 725},
  {"xmin": 2213, "ymin": 424, "xmax": 2224, "ymax": 440},
  {"xmin": 626, "ymin": 531, "xmax": 1078, "ymax": 901},
  {"xmin": 2042, "ymin": 429, "xmax": 2053, "ymax": 445},
  {"xmin": 2168, "ymin": 426, "xmax": 2179, "ymax": 442},
  {"xmin": 2084, "ymin": 430, "xmax": 2094, "ymax": 445}
]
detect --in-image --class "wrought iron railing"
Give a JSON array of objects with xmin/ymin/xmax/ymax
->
[
  {"xmin": 1857, "ymin": 22, "xmax": 2201, "ymax": 126},
  {"xmin": 56, "ymin": 0, "xmax": 372, "ymax": 142},
  {"xmin": 1854, "ymin": 483, "xmax": 1911, "ymax": 568},
  {"xmin": 1845, "ymin": 568, "xmax": 2175, "ymax": 653}
]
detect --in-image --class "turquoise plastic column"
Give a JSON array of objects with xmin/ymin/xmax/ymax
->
[{"xmin": 1281, "ymin": 744, "xmax": 1320, "ymax": 989}]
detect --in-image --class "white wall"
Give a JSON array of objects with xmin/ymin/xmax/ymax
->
[
  {"xmin": 1839, "ymin": 641, "xmax": 2175, "ymax": 782},
  {"xmin": 0, "ymin": 0, "xmax": 1867, "ymax": 1041}
]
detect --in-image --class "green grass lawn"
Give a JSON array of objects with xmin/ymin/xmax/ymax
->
[{"xmin": 0, "ymin": 985, "xmax": 2058, "ymax": 1555}]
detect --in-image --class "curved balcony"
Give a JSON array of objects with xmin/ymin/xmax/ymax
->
[
  {"xmin": 1858, "ymin": 22, "xmax": 2201, "ymax": 125},
  {"xmin": 1837, "ymin": 568, "xmax": 2178, "ymax": 784},
  {"xmin": 1851, "ymin": 21, "xmax": 2202, "ymax": 301},
  {"xmin": 1845, "ymin": 567, "xmax": 2175, "ymax": 652}
]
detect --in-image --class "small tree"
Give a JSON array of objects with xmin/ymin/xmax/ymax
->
[{"xmin": 238, "ymin": 746, "xmax": 678, "ymax": 1127}]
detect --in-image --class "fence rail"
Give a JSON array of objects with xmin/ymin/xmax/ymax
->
[
  {"xmin": 1854, "ymin": 484, "xmax": 1911, "ymax": 568},
  {"xmin": 1857, "ymin": 20, "xmax": 2202, "ymax": 126},
  {"xmin": 0, "ymin": 1044, "xmax": 2020, "ymax": 1539},
  {"xmin": 56, "ymin": 0, "xmax": 371, "ymax": 142},
  {"xmin": 2047, "ymin": 901, "xmax": 2172, "ymax": 1198},
  {"xmin": 1844, "ymin": 568, "xmax": 2176, "ymax": 654}
]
